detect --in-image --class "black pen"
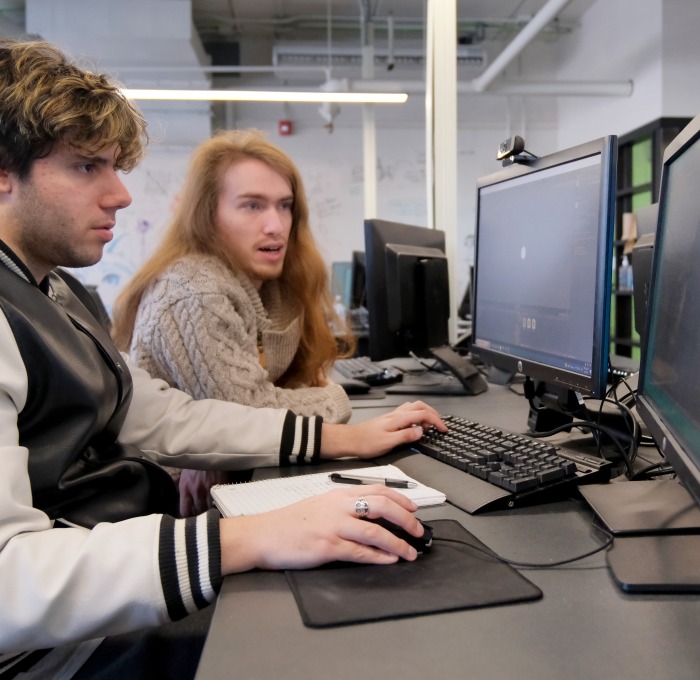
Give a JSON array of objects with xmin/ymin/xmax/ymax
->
[{"xmin": 329, "ymin": 473, "xmax": 417, "ymax": 489}]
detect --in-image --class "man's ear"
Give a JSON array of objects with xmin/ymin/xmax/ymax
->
[{"xmin": 0, "ymin": 167, "xmax": 13, "ymax": 195}]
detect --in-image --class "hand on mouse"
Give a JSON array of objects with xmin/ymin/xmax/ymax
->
[
  {"xmin": 219, "ymin": 484, "xmax": 424, "ymax": 574},
  {"xmin": 363, "ymin": 516, "xmax": 433, "ymax": 554}
]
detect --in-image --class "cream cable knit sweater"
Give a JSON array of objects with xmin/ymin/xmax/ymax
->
[{"xmin": 130, "ymin": 254, "xmax": 351, "ymax": 423}]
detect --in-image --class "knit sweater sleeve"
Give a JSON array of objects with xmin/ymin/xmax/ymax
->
[{"xmin": 130, "ymin": 258, "xmax": 352, "ymax": 424}]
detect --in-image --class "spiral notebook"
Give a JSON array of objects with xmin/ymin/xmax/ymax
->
[{"xmin": 211, "ymin": 465, "xmax": 446, "ymax": 517}]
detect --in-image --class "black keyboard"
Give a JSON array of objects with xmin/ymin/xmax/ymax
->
[
  {"xmin": 412, "ymin": 414, "xmax": 613, "ymax": 513},
  {"xmin": 334, "ymin": 356, "xmax": 403, "ymax": 387}
]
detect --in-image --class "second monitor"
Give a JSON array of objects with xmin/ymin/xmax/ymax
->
[{"xmin": 364, "ymin": 219, "xmax": 450, "ymax": 361}]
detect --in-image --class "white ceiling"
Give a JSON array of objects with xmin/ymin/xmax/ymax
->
[
  {"xmin": 0, "ymin": 0, "xmax": 598, "ymax": 48},
  {"xmin": 191, "ymin": 0, "xmax": 597, "ymax": 60},
  {"xmin": 187, "ymin": 0, "xmax": 599, "ymax": 90},
  {"xmin": 0, "ymin": 0, "xmax": 598, "ymax": 83},
  {"xmin": 191, "ymin": 0, "xmax": 596, "ymax": 44}
]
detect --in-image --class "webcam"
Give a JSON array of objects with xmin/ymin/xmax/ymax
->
[
  {"xmin": 497, "ymin": 135, "xmax": 538, "ymax": 166},
  {"xmin": 497, "ymin": 134, "xmax": 525, "ymax": 160}
]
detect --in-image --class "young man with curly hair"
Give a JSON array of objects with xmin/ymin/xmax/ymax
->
[{"xmin": 0, "ymin": 39, "xmax": 443, "ymax": 678}]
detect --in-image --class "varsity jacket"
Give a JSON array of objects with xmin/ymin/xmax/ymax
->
[{"xmin": 0, "ymin": 245, "xmax": 321, "ymax": 675}]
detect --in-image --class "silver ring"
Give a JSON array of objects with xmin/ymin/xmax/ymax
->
[{"xmin": 355, "ymin": 496, "xmax": 370, "ymax": 519}]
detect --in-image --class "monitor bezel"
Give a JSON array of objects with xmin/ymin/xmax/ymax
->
[
  {"xmin": 637, "ymin": 113, "xmax": 700, "ymax": 506},
  {"xmin": 349, "ymin": 250, "xmax": 367, "ymax": 309},
  {"xmin": 470, "ymin": 135, "xmax": 617, "ymax": 399}
]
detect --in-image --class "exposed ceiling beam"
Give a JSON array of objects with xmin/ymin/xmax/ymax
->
[{"xmin": 471, "ymin": 0, "xmax": 574, "ymax": 93}]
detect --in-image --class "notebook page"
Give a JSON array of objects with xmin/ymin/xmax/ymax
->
[{"xmin": 211, "ymin": 464, "xmax": 445, "ymax": 517}]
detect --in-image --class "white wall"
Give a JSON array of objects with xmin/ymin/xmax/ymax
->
[
  {"xmin": 556, "ymin": 0, "xmax": 700, "ymax": 148},
  {"xmin": 662, "ymin": 0, "xmax": 700, "ymax": 116}
]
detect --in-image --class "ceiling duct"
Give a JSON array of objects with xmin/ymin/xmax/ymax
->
[
  {"xmin": 272, "ymin": 41, "xmax": 486, "ymax": 74},
  {"xmin": 203, "ymin": 39, "xmax": 241, "ymax": 67}
]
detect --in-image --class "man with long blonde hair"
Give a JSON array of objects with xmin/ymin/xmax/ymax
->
[
  {"xmin": 112, "ymin": 130, "xmax": 356, "ymax": 514},
  {"xmin": 113, "ymin": 129, "xmax": 348, "ymax": 388},
  {"xmin": 0, "ymin": 39, "xmax": 443, "ymax": 678}
]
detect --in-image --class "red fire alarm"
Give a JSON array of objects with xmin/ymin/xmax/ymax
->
[{"xmin": 278, "ymin": 120, "xmax": 293, "ymax": 136}]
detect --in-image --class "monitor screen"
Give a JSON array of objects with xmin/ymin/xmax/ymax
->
[
  {"xmin": 470, "ymin": 136, "xmax": 617, "ymax": 400},
  {"xmin": 364, "ymin": 219, "xmax": 449, "ymax": 361},
  {"xmin": 330, "ymin": 261, "xmax": 353, "ymax": 309},
  {"xmin": 637, "ymin": 114, "xmax": 700, "ymax": 506}
]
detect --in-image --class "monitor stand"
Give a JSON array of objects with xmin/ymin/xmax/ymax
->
[
  {"xmin": 524, "ymin": 379, "xmax": 582, "ymax": 433},
  {"xmin": 606, "ymin": 534, "xmax": 700, "ymax": 593},
  {"xmin": 385, "ymin": 372, "xmax": 469, "ymax": 396},
  {"xmin": 580, "ymin": 480, "xmax": 700, "ymax": 593}
]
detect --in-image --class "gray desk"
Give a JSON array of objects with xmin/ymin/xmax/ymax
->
[{"xmin": 196, "ymin": 385, "xmax": 700, "ymax": 680}]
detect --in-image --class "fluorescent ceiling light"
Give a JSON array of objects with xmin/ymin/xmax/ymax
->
[{"xmin": 120, "ymin": 88, "xmax": 408, "ymax": 104}]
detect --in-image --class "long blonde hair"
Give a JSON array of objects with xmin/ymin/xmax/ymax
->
[{"xmin": 112, "ymin": 129, "xmax": 352, "ymax": 387}]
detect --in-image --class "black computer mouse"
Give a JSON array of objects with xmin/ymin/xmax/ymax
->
[
  {"xmin": 365, "ymin": 517, "xmax": 433, "ymax": 554},
  {"xmin": 339, "ymin": 378, "xmax": 371, "ymax": 395}
]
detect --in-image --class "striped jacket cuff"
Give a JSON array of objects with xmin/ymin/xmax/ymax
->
[
  {"xmin": 158, "ymin": 509, "xmax": 222, "ymax": 621},
  {"xmin": 280, "ymin": 412, "xmax": 322, "ymax": 465}
]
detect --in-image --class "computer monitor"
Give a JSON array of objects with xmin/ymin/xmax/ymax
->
[
  {"xmin": 364, "ymin": 219, "xmax": 449, "ymax": 361},
  {"xmin": 631, "ymin": 202, "xmax": 658, "ymax": 345},
  {"xmin": 596, "ymin": 114, "xmax": 700, "ymax": 594},
  {"xmin": 330, "ymin": 261, "xmax": 353, "ymax": 309},
  {"xmin": 349, "ymin": 250, "xmax": 367, "ymax": 309},
  {"xmin": 637, "ymin": 115, "xmax": 700, "ymax": 507},
  {"xmin": 470, "ymin": 136, "xmax": 617, "ymax": 427},
  {"xmin": 457, "ymin": 265, "xmax": 475, "ymax": 321}
]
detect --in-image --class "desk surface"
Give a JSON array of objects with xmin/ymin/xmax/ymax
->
[{"xmin": 196, "ymin": 385, "xmax": 700, "ymax": 680}]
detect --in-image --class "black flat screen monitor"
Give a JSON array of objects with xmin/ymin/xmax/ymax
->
[
  {"xmin": 470, "ymin": 136, "xmax": 617, "ymax": 405},
  {"xmin": 364, "ymin": 219, "xmax": 449, "ymax": 361},
  {"xmin": 637, "ymin": 114, "xmax": 700, "ymax": 506},
  {"xmin": 603, "ymin": 114, "xmax": 700, "ymax": 594}
]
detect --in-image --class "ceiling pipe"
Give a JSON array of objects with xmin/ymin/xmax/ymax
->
[
  {"xmin": 106, "ymin": 65, "xmax": 332, "ymax": 78},
  {"xmin": 485, "ymin": 79, "xmax": 633, "ymax": 97},
  {"xmin": 196, "ymin": 13, "xmax": 577, "ymax": 38},
  {"xmin": 471, "ymin": 0, "xmax": 574, "ymax": 93},
  {"xmin": 386, "ymin": 12, "xmax": 395, "ymax": 70},
  {"xmin": 108, "ymin": 67, "xmax": 632, "ymax": 98},
  {"xmin": 351, "ymin": 78, "xmax": 633, "ymax": 98}
]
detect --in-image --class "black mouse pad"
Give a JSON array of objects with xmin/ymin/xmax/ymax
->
[{"xmin": 285, "ymin": 519, "xmax": 542, "ymax": 628}]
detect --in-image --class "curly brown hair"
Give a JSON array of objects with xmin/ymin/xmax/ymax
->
[
  {"xmin": 0, "ymin": 39, "xmax": 147, "ymax": 178},
  {"xmin": 112, "ymin": 129, "xmax": 354, "ymax": 387}
]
